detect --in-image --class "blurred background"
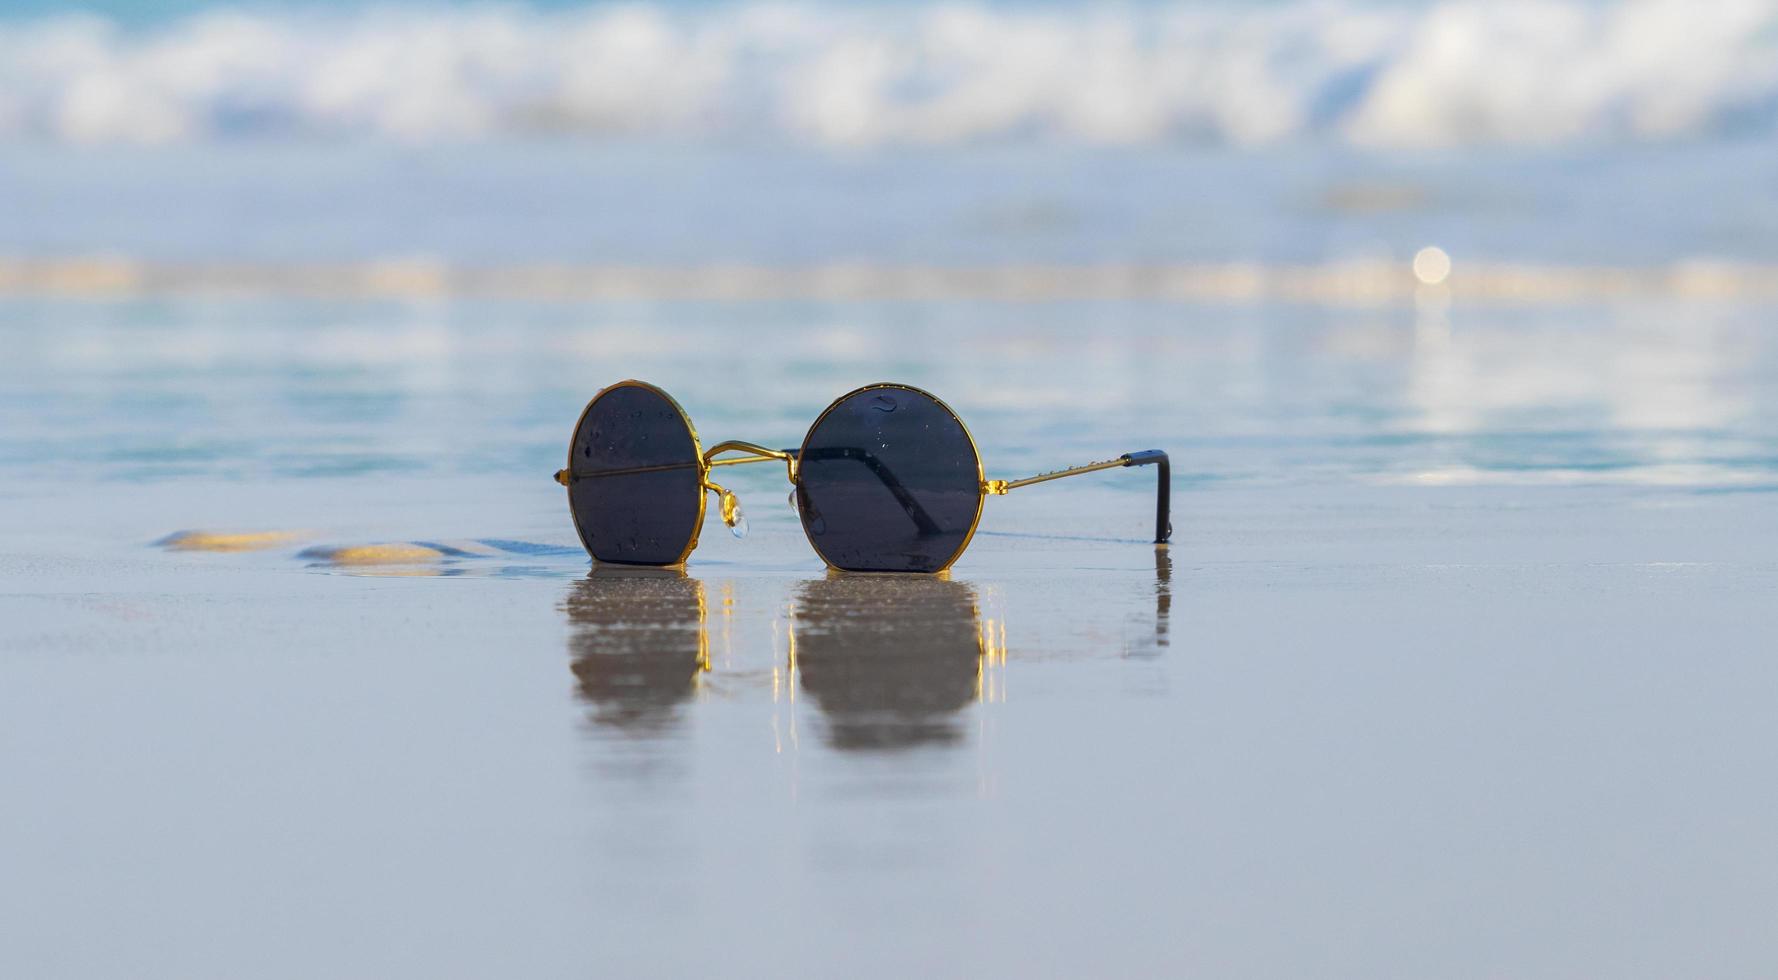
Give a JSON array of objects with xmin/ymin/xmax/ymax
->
[
  {"xmin": 8, "ymin": 7, "xmax": 1778, "ymax": 976},
  {"xmin": 3, "ymin": 0, "xmax": 1776, "ymax": 521},
  {"xmin": 4, "ymin": 0, "xmax": 1778, "ymax": 271},
  {"xmin": 3, "ymin": 0, "xmax": 1777, "ymax": 500}
]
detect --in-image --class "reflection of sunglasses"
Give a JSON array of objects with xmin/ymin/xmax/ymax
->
[{"xmin": 553, "ymin": 380, "xmax": 1171, "ymax": 573}]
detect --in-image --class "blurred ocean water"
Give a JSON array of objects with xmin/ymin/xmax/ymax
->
[
  {"xmin": 1, "ymin": 1, "xmax": 1771, "ymax": 552},
  {"xmin": 2, "ymin": 1, "xmax": 1776, "ymax": 278},
  {"xmin": 3, "ymin": 0, "xmax": 1778, "ymax": 149},
  {"xmin": 4, "ymin": 293, "xmax": 1775, "ymax": 496},
  {"xmin": 4, "ymin": 141, "xmax": 1778, "ymax": 268}
]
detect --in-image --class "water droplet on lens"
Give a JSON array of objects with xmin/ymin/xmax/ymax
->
[
  {"xmin": 871, "ymin": 393, "xmax": 896, "ymax": 412},
  {"xmin": 810, "ymin": 515, "xmax": 826, "ymax": 535}
]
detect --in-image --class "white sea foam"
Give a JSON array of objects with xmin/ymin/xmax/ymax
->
[{"xmin": 2, "ymin": 1, "xmax": 1777, "ymax": 147}]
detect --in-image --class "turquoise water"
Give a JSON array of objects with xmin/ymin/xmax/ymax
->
[{"xmin": 5, "ymin": 295, "xmax": 1775, "ymax": 491}]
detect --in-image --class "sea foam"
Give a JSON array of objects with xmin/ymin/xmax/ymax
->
[{"xmin": 2, "ymin": 1, "xmax": 1777, "ymax": 147}]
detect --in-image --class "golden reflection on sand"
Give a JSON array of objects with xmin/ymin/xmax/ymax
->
[
  {"xmin": 788, "ymin": 573, "xmax": 986, "ymax": 752},
  {"xmin": 300, "ymin": 542, "xmax": 449, "ymax": 565},
  {"xmin": 157, "ymin": 529, "xmax": 307, "ymax": 552},
  {"xmin": 559, "ymin": 555, "xmax": 1174, "ymax": 751},
  {"xmin": 561, "ymin": 565, "xmax": 707, "ymax": 735}
]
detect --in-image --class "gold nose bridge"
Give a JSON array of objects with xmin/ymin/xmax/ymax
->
[
  {"xmin": 702, "ymin": 440, "xmax": 798, "ymax": 483},
  {"xmin": 700, "ymin": 441, "xmax": 798, "ymax": 533}
]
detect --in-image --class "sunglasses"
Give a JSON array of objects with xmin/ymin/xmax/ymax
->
[{"xmin": 552, "ymin": 380, "xmax": 1171, "ymax": 574}]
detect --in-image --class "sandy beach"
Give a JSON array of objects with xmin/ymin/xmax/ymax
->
[
  {"xmin": 4, "ymin": 286, "xmax": 1778, "ymax": 975},
  {"xmin": 6, "ymin": 0, "xmax": 1778, "ymax": 973}
]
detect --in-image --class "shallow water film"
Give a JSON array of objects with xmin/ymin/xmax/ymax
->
[
  {"xmin": 7, "ymin": 1, "xmax": 1778, "ymax": 970},
  {"xmin": 3, "ymin": 289, "xmax": 1777, "ymax": 977}
]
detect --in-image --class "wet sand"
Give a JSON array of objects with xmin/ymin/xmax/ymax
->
[{"xmin": 4, "ymin": 294, "xmax": 1778, "ymax": 976}]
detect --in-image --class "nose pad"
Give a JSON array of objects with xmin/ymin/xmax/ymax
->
[{"xmin": 719, "ymin": 489, "xmax": 748, "ymax": 539}]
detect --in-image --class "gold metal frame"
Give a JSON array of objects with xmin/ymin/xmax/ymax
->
[
  {"xmin": 556, "ymin": 379, "xmax": 1168, "ymax": 573},
  {"xmin": 793, "ymin": 382, "xmax": 987, "ymax": 575},
  {"xmin": 982, "ymin": 456, "xmax": 1127, "ymax": 495},
  {"xmin": 556, "ymin": 382, "xmax": 803, "ymax": 568},
  {"xmin": 557, "ymin": 379, "xmax": 708, "ymax": 567}
]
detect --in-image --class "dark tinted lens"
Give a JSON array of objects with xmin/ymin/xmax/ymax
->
[
  {"xmin": 568, "ymin": 384, "xmax": 702, "ymax": 565},
  {"xmin": 797, "ymin": 386, "xmax": 982, "ymax": 572}
]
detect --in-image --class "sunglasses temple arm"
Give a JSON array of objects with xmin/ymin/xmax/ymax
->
[{"xmin": 985, "ymin": 450, "xmax": 1172, "ymax": 544}]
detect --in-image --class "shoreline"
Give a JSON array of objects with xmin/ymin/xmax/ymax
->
[{"xmin": 4, "ymin": 256, "xmax": 1778, "ymax": 305}]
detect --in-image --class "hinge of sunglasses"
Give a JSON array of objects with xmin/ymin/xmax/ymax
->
[{"xmin": 554, "ymin": 469, "xmax": 571, "ymax": 486}]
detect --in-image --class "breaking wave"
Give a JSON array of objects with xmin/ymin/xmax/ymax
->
[{"xmin": 3, "ymin": 0, "xmax": 1778, "ymax": 147}]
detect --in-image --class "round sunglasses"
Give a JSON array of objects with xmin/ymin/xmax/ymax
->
[{"xmin": 553, "ymin": 380, "xmax": 1171, "ymax": 573}]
